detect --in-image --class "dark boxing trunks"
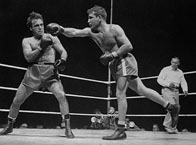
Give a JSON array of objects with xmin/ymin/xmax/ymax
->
[{"xmin": 22, "ymin": 64, "xmax": 59, "ymax": 90}]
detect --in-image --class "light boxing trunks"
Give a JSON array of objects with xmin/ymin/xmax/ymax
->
[{"xmin": 110, "ymin": 53, "xmax": 138, "ymax": 80}]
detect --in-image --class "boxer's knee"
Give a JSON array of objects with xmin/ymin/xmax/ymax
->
[
  {"xmin": 116, "ymin": 90, "xmax": 126, "ymax": 101},
  {"xmin": 135, "ymin": 86, "xmax": 146, "ymax": 96},
  {"xmin": 55, "ymin": 91, "xmax": 66, "ymax": 102}
]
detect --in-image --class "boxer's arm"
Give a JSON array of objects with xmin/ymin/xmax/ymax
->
[
  {"xmin": 61, "ymin": 27, "xmax": 91, "ymax": 38},
  {"xmin": 113, "ymin": 25, "xmax": 133, "ymax": 57},
  {"xmin": 52, "ymin": 36, "xmax": 67, "ymax": 71},
  {"xmin": 22, "ymin": 38, "xmax": 42, "ymax": 62},
  {"xmin": 52, "ymin": 36, "xmax": 67, "ymax": 61}
]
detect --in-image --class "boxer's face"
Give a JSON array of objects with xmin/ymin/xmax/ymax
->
[
  {"xmin": 31, "ymin": 18, "xmax": 44, "ymax": 36},
  {"xmin": 88, "ymin": 12, "xmax": 101, "ymax": 30}
]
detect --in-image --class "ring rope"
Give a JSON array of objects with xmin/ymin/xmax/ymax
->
[
  {"xmin": 0, "ymin": 109, "xmax": 195, "ymax": 117},
  {"xmin": 0, "ymin": 63, "xmax": 107, "ymax": 84},
  {"xmin": 0, "ymin": 86, "xmax": 108, "ymax": 100},
  {"xmin": 1, "ymin": 63, "xmax": 196, "ymax": 118},
  {"xmin": 109, "ymin": 92, "xmax": 196, "ymax": 100},
  {"xmin": 109, "ymin": 71, "xmax": 196, "ymax": 84},
  {"xmin": 1, "ymin": 63, "xmax": 196, "ymax": 85},
  {"xmin": 1, "ymin": 86, "xmax": 196, "ymax": 101},
  {"xmin": 126, "ymin": 114, "xmax": 196, "ymax": 117},
  {"xmin": 141, "ymin": 71, "xmax": 196, "ymax": 80}
]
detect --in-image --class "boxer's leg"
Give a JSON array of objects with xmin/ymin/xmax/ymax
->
[
  {"xmin": 128, "ymin": 77, "xmax": 178, "ymax": 130},
  {"xmin": 0, "ymin": 84, "xmax": 34, "ymax": 135},
  {"xmin": 48, "ymin": 81, "xmax": 74, "ymax": 138},
  {"xmin": 102, "ymin": 76, "xmax": 128, "ymax": 140}
]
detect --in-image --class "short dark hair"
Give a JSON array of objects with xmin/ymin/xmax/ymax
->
[
  {"xmin": 87, "ymin": 5, "xmax": 107, "ymax": 21},
  {"xmin": 26, "ymin": 11, "xmax": 43, "ymax": 28}
]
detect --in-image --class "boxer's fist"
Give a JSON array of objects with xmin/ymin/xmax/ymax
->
[
  {"xmin": 40, "ymin": 35, "xmax": 53, "ymax": 50},
  {"xmin": 46, "ymin": 23, "xmax": 63, "ymax": 36},
  {"xmin": 99, "ymin": 52, "xmax": 118, "ymax": 66},
  {"xmin": 54, "ymin": 58, "xmax": 66, "ymax": 71}
]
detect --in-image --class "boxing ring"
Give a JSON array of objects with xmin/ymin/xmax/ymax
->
[
  {"xmin": 0, "ymin": 63, "xmax": 196, "ymax": 145},
  {"xmin": 0, "ymin": 1, "xmax": 196, "ymax": 144}
]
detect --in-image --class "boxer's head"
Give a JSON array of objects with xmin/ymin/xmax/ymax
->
[
  {"xmin": 87, "ymin": 5, "xmax": 107, "ymax": 21},
  {"xmin": 87, "ymin": 5, "xmax": 107, "ymax": 31},
  {"xmin": 26, "ymin": 12, "xmax": 44, "ymax": 37}
]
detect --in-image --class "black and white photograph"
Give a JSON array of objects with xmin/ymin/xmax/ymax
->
[{"xmin": 0, "ymin": 0, "xmax": 196, "ymax": 144}]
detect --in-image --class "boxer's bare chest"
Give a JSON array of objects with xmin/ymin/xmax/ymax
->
[
  {"xmin": 30, "ymin": 38, "xmax": 55, "ymax": 62},
  {"xmin": 93, "ymin": 31, "xmax": 117, "ymax": 52}
]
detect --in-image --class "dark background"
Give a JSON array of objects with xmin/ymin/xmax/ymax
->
[{"xmin": 0, "ymin": 0, "xmax": 196, "ymax": 131}]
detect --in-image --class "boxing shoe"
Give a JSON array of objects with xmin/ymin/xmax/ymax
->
[
  {"xmin": 0, "ymin": 121, "xmax": 14, "ymax": 135},
  {"xmin": 165, "ymin": 103, "xmax": 179, "ymax": 128},
  {"xmin": 64, "ymin": 119, "xmax": 75, "ymax": 138},
  {"xmin": 165, "ymin": 127, "xmax": 179, "ymax": 134},
  {"xmin": 172, "ymin": 128, "xmax": 179, "ymax": 134},
  {"xmin": 65, "ymin": 128, "xmax": 75, "ymax": 139},
  {"xmin": 102, "ymin": 127, "xmax": 127, "ymax": 140}
]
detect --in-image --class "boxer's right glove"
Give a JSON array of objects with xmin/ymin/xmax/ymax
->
[
  {"xmin": 39, "ymin": 35, "xmax": 53, "ymax": 51},
  {"xmin": 46, "ymin": 23, "xmax": 63, "ymax": 36},
  {"xmin": 54, "ymin": 58, "xmax": 66, "ymax": 71},
  {"xmin": 99, "ymin": 52, "xmax": 118, "ymax": 66}
]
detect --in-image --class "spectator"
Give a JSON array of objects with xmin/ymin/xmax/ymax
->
[
  {"xmin": 152, "ymin": 124, "xmax": 159, "ymax": 131},
  {"xmin": 90, "ymin": 109, "xmax": 104, "ymax": 129}
]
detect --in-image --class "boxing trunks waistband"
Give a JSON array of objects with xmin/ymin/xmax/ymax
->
[
  {"xmin": 28, "ymin": 62, "xmax": 54, "ymax": 66},
  {"xmin": 162, "ymin": 86, "xmax": 179, "ymax": 91}
]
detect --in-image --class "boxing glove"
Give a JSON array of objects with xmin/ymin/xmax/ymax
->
[
  {"xmin": 46, "ymin": 23, "xmax": 63, "ymax": 36},
  {"xmin": 40, "ymin": 35, "xmax": 53, "ymax": 51},
  {"xmin": 99, "ymin": 52, "xmax": 118, "ymax": 66},
  {"xmin": 54, "ymin": 58, "xmax": 66, "ymax": 71}
]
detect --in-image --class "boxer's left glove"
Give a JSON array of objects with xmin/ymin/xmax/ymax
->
[
  {"xmin": 54, "ymin": 58, "xmax": 66, "ymax": 71},
  {"xmin": 46, "ymin": 23, "xmax": 63, "ymax": 36},
  {"xmin": 99, "ymin": 52, "xmax": 118, "ymax": 66}
]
